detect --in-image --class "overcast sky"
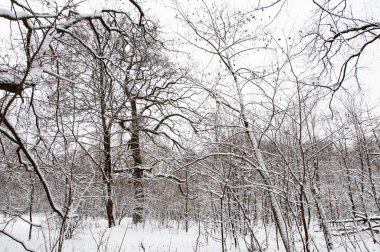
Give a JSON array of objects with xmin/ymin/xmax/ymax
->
[{"xmin": 0, "ymin": 0, "xmax": 379, "ymax": 111}]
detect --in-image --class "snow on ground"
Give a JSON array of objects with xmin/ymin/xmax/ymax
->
[
  {"xmin": 1, "ymin": 216, "xmax": 240, "ymax": 252},
  {"xmin": 0, "ymin": 215, "xmax": 379, "ymax": 251}
]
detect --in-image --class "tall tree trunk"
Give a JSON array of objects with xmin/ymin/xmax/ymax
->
[
  {"xmin": 103, "ymin": 127, "xmax": 115, "ymax": 227},
  {"xmin": 28, "ymin": 173, "xmax": 34, "ymax": 240},
  {"xmin": 185, "ymin": 169, "xmax": 189, "ymax": 232},
  {"xmin": 226, "ymin": 57, "xmax": 293, "ymax": 252},
  {"xmin": 130, "ymin": 96, "xmax": 144, "ymax": 224},
  {"xmin": 100, "ymin": 64, "xmax": 115, "ymax": 228}
]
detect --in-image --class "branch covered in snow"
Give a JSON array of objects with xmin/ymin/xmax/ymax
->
[{"xmin": 0, "ymin": 1, "xmax": 146, "ymax": 94}]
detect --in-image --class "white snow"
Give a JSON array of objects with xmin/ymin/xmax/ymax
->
[
  {"xmin": 0, "ymin": 215, "xmax": 379, "ymax": 252},
  {"xmin": 0, "ymin": 9, "xmax": 34, "ymax": 20}
]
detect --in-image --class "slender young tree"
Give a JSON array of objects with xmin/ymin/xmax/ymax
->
[{"xmin": 178, "ymin": 2, "xmax": 293, "ymax": 250}]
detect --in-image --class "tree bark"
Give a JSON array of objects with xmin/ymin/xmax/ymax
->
[
  {"xmin": 130, "ymin": 96, "xmax": 144, "ymax": 224},
  {"xmin": 99, "ymin": 63, "xmax": 115, "ymax": 228}
]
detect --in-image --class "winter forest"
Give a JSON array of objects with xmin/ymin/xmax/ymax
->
[{"xmin": 0, "ymin": 0, "xmax": 379, "ymax": 251}]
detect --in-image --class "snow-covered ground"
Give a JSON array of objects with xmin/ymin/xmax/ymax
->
[{"xmin": 0, "ymin": 215, "xmax": 379, "ymax": 251}]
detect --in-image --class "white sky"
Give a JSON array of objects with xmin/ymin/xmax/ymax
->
[
  {"xmin": 0, "ymin": 0, "xmax": 379, "ymax": 112},
  {"xmin": 142, "ymin": 0, "xmax": 380, "ymax": 109}
]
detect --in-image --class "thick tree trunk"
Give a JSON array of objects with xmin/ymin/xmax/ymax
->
[{"xmin": 130, "ymin": 96, "xmax": 144, "ymax": 224}]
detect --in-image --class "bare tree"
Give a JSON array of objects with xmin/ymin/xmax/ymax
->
[
  {"xmin": 0, "ymin": 0, "xmax": 146, "ymax": 247},
  {"xmin": 305, "ymin": 0, "xmax": 380, "ymax": 92},
  {"xmin": 177, "ymin": 2, "xmax": 294, "ymax": 250}
]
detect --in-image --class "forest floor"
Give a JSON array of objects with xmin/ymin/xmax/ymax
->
[{"xmin": 0, "ymin": 215, "xmax": 379, "ymax": 251}]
